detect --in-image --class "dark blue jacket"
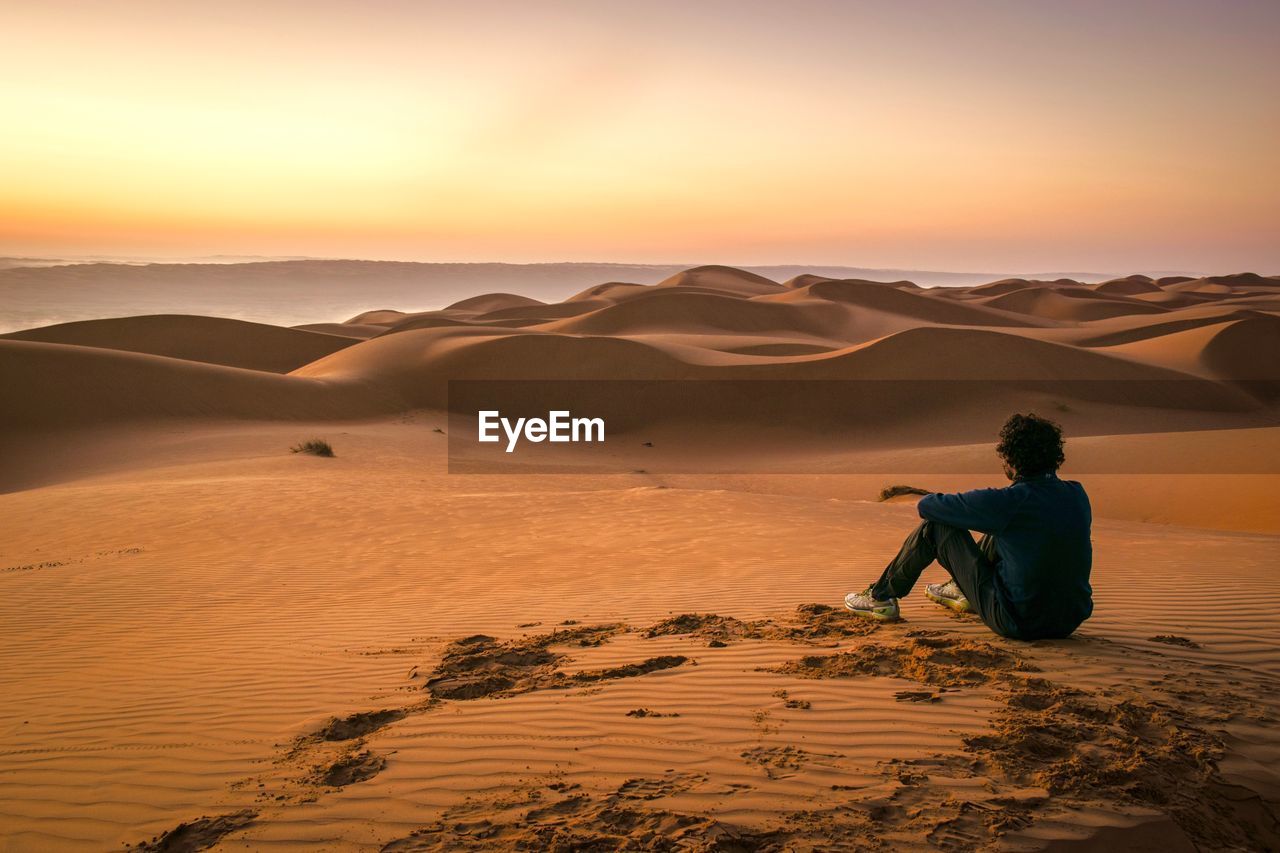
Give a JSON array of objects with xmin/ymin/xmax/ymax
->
[{"xmin": 917, "ymin": 472, "xmax": 1093, "ymax": 639}]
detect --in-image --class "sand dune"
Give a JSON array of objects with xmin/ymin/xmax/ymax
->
[
  {"xmin": 0, "ymin": 261, "xmax": 694, "ymax": 333},
  {"xmin": 1162, "ymin": 273, "xmax": 1279, "ymax": 295},
  {"xmin": 345, "ymin": 308, "xmax": 413, "ymax": 326},
  {"xmin": 291, "ymin": 321, "xmax": 385, "ymax": 339},
  {"xmin": 721, "ymin": 340, "xmax": 839, "ymax": 356},
  {"xmin": 1203, "ymin": 315, "xmax": 1280, "ymax": 385},
  {"xmin": 961, "ymin": 277, "xmax": 1079, "ymax": 297},
  {"xmin": 654, "ymin": 264, "xmax": 787, "ymax": 297},
  {"xmin": 541, "ymin": 290, "xmax": 843, "ymax": 337},
  {"xmin": 2, "ymin": 260, "xmax": 1071, "ymax": 333},
  {"xmin": 445, "ymin": 292, "xmax": 546, "ymax": 313},
  {"xmin": 1198, "ymin": 272, "xmax": 1280, "ymax": 287},
  {"xmin": 296, "ymin": 327, "xmax": 693, "ymax": 408},
  {"xmin": 469, "ymin": 300, "xmax": 604, "ymax": 324},
  {"xmin": 980, "ymin": 286, "xmax": 1170, "ymax": 322},
  {"xmin": 284, "ymin": 306, "xmax": 1270, "ymax": 446},
  {"xmin": 1124, "ymin": 290, "xmax": 1211, "ymax": 309},
  {"xmin": 302, "ymin": 307, "xmax": 1240, "ymax": 387},
  {"xmin": 775, "ymin": 326, "xmax": 1206, "ymax": 381},
  {"xmin": 1165, "ymin": 279, "xmax": 1236, "ymax": 295},
  {"xmin": 1095, "ymin": 315, "xmax": 1280, "ymax": 384},
  {"xmin": 1093, "ymin": 274, "xmax": 1163, "ymax": 295},
  {"xmin": 0, "ymin": 314, "xmax": 356, "ymax": 372},
  {"xmin": 2, "ymin": 264, "xmax": 1274, "ymax": 436},
  {"xmin": 1067, "ymin": 310, "xmax": 1248, "ymax": 347},
  {"xmin": 0, "ymin": 339, "xmax": 396, "ymax": 428},
  {"xmin": 770, "ymin": 278, "xmax": 1042, "ymax": 327},
  {"xmin": 374, "ymin": 315, "xmax": 492, "ymax": 334},
  {"xmin": 781, "ymin": 273, "xmax": 834, "ymax": 289},
  {"xmin": 1219, "ymin": 293, "xmax": 1280, "ymax": 311},
  {"xmin": 565, "ymin": 281, "xmax": 653, "ymax": 302}
]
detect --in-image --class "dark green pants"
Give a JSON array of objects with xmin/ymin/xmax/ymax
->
[{"xmin": 870, "ymin": 520, "xmax": 1023, "ymax": 638}]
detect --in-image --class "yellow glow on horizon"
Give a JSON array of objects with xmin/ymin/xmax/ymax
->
[{"xmin": 2, "ymin": 1, "xmax": 1277, "ymax": 271}]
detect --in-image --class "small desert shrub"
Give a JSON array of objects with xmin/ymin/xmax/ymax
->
[
  {"xmin": 878, "ymin": 484, "xmax": 930, "ymax": 501},
  {"xmin": 291, "ymin": 438, "xmax": 335, "ymax": 457}
]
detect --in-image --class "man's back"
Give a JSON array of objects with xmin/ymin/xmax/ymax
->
[{"xmin": 917, "ymin": 473, "xmax": 1093, "ymax": 639}]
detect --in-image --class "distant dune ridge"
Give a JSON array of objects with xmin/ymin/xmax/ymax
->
[
  {"xmin": 1, "ymin": 264, "xmax": 1276, "ymax": 436},
  {"xmin": 0, "ymin": 258, "xmax": 1190, "ymax": 333},
  {"xmin": 0, "ymin": 314, "xmax": 356, "ymax": 372}
]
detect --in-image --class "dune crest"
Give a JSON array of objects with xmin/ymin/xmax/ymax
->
[
  {"xmin": 655, "ymin": 264, "xmax": 787, "ymax": 297},
  {"xmin": 2, "ymin": 265, "xmax": 1276, "ymax": 436},
  {"xmin": 0, "ymin": 314, "xmax": 355, "ymax": 373}
]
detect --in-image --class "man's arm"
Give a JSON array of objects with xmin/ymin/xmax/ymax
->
[{"xmin": 917, "ymin": 487, "xmax": 1019, "ymax": 535}]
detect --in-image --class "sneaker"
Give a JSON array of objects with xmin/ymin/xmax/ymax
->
[
  {"xmin": 925, "ymin": 580, "xmax": 972, "ymax": 613},
  {"xmin": 843, "ymin": 588, "xmax": 900, "ymax": 621}
]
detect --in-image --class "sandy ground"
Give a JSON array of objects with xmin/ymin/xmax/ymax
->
[
  {"xmin": 2, "ymin": 267, "xmax": 1278, "ymax": 850},
  {"xmin": 1, "ymin": 420, "xmax": 1277, "ymax": 851}
]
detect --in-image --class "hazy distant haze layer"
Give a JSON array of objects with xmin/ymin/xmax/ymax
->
[{"xmin": 0, "ymin": 260, "xmax": 1138, "ymax": 333}]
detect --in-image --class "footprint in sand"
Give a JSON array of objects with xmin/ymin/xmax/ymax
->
[
  {"xmin": 128, "ymin": 809, "xmax": 257, "ymax": 852},
  {"xmin": 313, "ymin": 749, "xmax": 387, "ymax": 787},
  {"xmin": 740, "ymin": 745, "xmax": 835, "ymax": 779},
  {"xmin": 615, "ymin": 772, "xmax": 708, "ymax": 800}
]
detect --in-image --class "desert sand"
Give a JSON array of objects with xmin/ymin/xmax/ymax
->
[{"xmin": 1, "ymin": 266, "xmax": 1278, "ymax": 851}]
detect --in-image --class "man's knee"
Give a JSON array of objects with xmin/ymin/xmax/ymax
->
[{"xmin": 920, "ymin": 519, "xmax": 965, "ymax": 545}]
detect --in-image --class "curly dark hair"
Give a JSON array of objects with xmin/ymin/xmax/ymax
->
[{"xmin": 996, "ymin": 413, "xmax": 1065, "ymax": 477}]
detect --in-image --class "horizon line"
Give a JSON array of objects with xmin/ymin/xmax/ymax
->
[{"xmin": 0, "ymin": 254, "xmax": 1215, "ymax": 280}]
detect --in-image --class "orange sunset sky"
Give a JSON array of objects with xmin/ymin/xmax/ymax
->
[{"xmin": 2, "ymin": 0, "xmax": 1278, "ymax": 271}]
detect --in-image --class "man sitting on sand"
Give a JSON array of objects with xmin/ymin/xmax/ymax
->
[{"xmin": 844, "ymin": 413, "xmax": 1093, "ymax": 640}]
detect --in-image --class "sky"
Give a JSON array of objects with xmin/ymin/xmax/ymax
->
[{"xmin": 1, "ymin": 0, "xmax": 1278, "ymax": 272}]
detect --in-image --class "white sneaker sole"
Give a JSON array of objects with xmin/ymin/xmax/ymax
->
[
  {"xmin": 843, "ymin": 601, "xmax": 900, "ymax": 621},
  {"xmin": 925, "ymin": 588, "xmax": 972, "ymax": 613}
]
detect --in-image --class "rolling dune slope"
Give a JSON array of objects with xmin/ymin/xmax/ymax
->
[
  {"xmin": 2, "ymin": 266, "xmax": 1275, "ymax": 435},
  {"xmin": 768, "ymin": 278, "xmax": 1044, "ymax": 327},
  {"xmin": 0, "ymin": 339, "xmax": 396, "ymax": 428},
  {"xmin": 542, "ymin": 290, "xmax": 843, "ymax": 337},
  {"xmin": 981, "ymin": 287, "xmax": 1169, "ymax": 322},
  {"xmin": 654, "ymin": 264, "xmax": 787, "ymax": 296},
  {"xmin": 1095, "ymin": 315, "xmax": 1280, "ymax": 384},
  {"xmin": 1, "ymin": 314, "xmax": 356, "ymax": 372}
]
